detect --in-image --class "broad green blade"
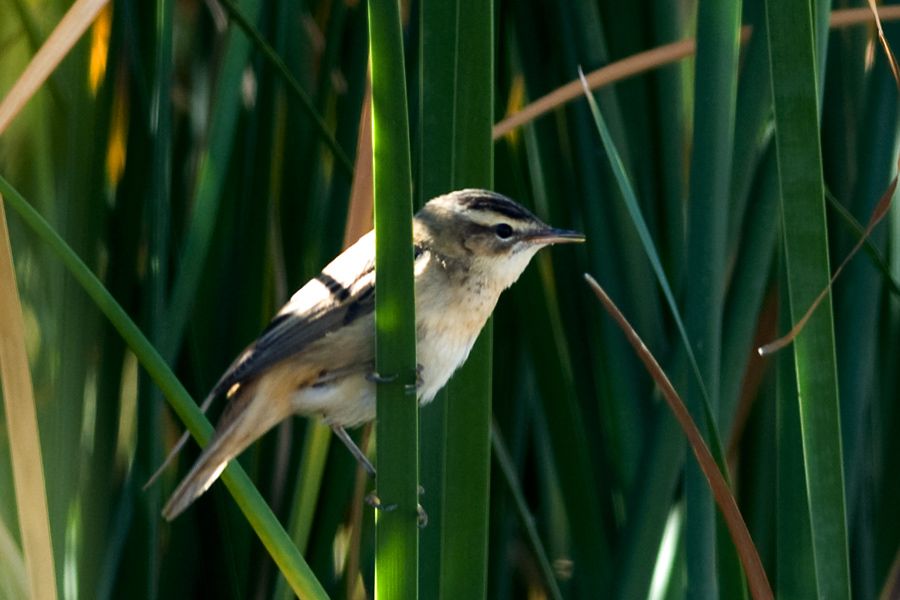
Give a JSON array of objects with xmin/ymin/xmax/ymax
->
[
  {"xmin": 684, "ymin": 1, "xmax": 744, "ymax": 595},
  {"xmin": 418, "ymin": 0, "xmax": 494, "ymax": 597},
  {"xmin": 442, "ymin": 1, "xmax": 495, "ymax": 598},
  {"xmin": 765, "ymin": 0, "xmax": 851, "ymax": 596},
  {"xmin": 776, "ymin": 263, "xmax": 817, "ymax": 597},
  {"xmin": 417, "ymin": 1, "xmax": 460, "ymax": 594}
]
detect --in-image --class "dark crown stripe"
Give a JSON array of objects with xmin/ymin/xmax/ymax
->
[{"xmin": 457, "ymin": 190, "xmax": 538, "ymax": 222}]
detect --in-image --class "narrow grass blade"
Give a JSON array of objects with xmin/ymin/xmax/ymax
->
[
  {"xmin": 0, "ymin": 176, "xmax": 328, "ymax": 599},
  {"xmin": 578, "ymin": 70, "xmax": 709, "ymax": 406},
  {"xmin": 0, "ymin": 515, "xmax": 28, "ymax": 599},
  {"xmin": 138, "ymin": 0, "xmax": 175, "ymax": 590},
  {"xmin": 0, "ymin": 0, "xmax": 109, "ymax": 134},
  {"xmin": 684, "ymin": 1, "xmax": 743, "ymax": 595},
  {"xmin": 513, "ymin": 257, "xmax": 612, "ymax": 594},
  {"xmin": 614, "ymin": 406, "xmax": 685, "ymax": 599},
  {"xmin": 6, "ymin": 0, "xmax": 66, "ymax": 107},
  {"xmin": 0, "ymin": 197, "xmax": 57, "ymax": 600},
  {"xmin": 368, "ymin": 0, "xmax": 419, "ymax": 597},
  {"xmin": 720, "ymin": 0, "xmax": 776, "ymax": 430},
  {"xmin": 579, "ymin": 71, "xmax": 732, "ymax": 485},
  {"xmin": 727, "ymin": 6, "xmax": 774, "ymax": 253},
  {"xmin": 493, "ymin": 8, "xmax": 900, "ymax": 142},
  {"xmin": 494, "ymin": 36, "xmax": 703, "ymax": 139},
  {"xmin": 491, "ymin": 423, "xmax": 563, "ymax": 600},
  {"xmin": 285, "ymin": 423, "xmax": 332, "ymax": 554},
  {"xmin": 720, "ymin": 147, "xmax": 780, "ymax": 428},
  {"xmin": 764, "ymin": 0, "xmax": 851, "ymax": 596},
  {"xmin": 162, "ymin": 0, "xmax": 262, "ymax": 361},
  {"xmin": 759, "ymin": 179, "xmax": 895, "ymax": 356},
  {"xmin": 216, "ymin": 0, "xmax": 353, "ymax": 176},
  {"xmin": 584, "ymin": 274, "xmax": 772, "ymax": 600},
  {"xmin": 650, "ymin": 0, "xmax": 690, "ymax": 279},
  {"xmin": 827, "ymin": 190, "xmax": 900, "ymax": 297}
]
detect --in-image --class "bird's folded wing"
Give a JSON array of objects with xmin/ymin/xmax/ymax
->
[
  {"xmin": 207, "ymin": 231, "xmax": 426, "ymax": 399},
  {"xmin": 213, "ymin": 253, "xmax": 378, "ymax": 395}
]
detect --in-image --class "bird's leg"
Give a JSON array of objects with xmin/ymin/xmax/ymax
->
[
  {"xmin": 337, "ymin": 417, "xmax": 428, "ymax": 526},
  {"xmin": 331, "ymin": 425, "xmax": 376, "ymax": 476},
  {"xmin": 331, "ymin": 426, "xmax": 406, "ymax": 515}
]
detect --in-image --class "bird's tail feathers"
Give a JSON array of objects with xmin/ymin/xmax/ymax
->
[
  {"xmin": 143, "ymin": 390, "xmax": 218, "ymax": 491},
  {"xmin": 161, "ymin": 435, "xmax": 237, "ymax": 520},
  {"xmin": 161, "ymin": 385, "xmax": 293, "ymax": 520}
]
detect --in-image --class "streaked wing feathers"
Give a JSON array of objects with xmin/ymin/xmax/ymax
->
[
  {"xmin": 209, "ymin": 232, "xmax": 379, "ymax": 397},
  {"xmin": 218, "ymin": 287, "xmax": 374, "ymax": 393},
  {"xmin": 206, "ymin": 232, "xmax": 426, "ymax": 400}
]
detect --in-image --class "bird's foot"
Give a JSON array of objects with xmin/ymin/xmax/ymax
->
[
  {"xmin": 368, "ymin": 367, "xmax": 423, "ymax": 394},
  {"xmin": 366, "ymin": 371, "xmax": 398, "ymax": 384},
  {"xmin": 404, "ymin": 364, "xmax": 425, "ymax": 394},
  {"xmin": 364, "ymin": 489, "xmax": 428, "ymax": 528},
  {"xmin": 416, "ymin": 484, "xmax": 427, "ymax": 527},
  {"xmin": 364, "ymin": 492, "xmax": 397, "ymax": 513}
]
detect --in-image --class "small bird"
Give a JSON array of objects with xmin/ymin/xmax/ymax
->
[{"xmin": 161, "ymin": 189, "xmax": 584, "ymax": 520}]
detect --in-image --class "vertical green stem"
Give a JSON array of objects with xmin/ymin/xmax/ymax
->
[
  {"xmin": 418, "ymin": 2, "xmax": 456, "ymax": 596},
  {"xmin": 439, "ymin": 1, "xmax": 494, "ymax": 598},
  {"xmin": 765, "ymin": 0, "xmax": 850, "ymax": 596},
  {"xmin": 418, "ymin": 0, "xmax": 494, "ymax": 595},
  {"xmin": 684, "ymin": 0, "xmax": 742, "ymax": 595},
  {"xmin": 139, "ymin": 0, "xmax": 173, "ymax": 593},
  {"xmin": 368, "ymin": 1, "xmax": 418, "ymax": 598},
  {"xmin": 776, "ymin": 264, "xmax": 817, "ymax": 597}
]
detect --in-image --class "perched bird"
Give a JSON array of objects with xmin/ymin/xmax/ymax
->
[{"xmin": 161, "ymin": 189, "xmax": 584, "ymax": 520}]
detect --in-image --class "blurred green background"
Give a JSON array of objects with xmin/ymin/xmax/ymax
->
[{"xmin": 1, "ymin": 0, "xmax": 899, "ymax": 598}]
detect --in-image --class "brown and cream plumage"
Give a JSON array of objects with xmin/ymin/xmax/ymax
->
[{"xmin": 161, "ymin": 189, "xmax": 584, "ymax": 520}]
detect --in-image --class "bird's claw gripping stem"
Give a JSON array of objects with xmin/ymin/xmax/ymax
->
[
  {"xmin": 365, "ymin": 488, "xmax": 429, "ymax": 528},
  {"xmin": 365, "ymin": 492, "xmax": 398, "ymax": 512},
  {"xmin": 405, "ymin": 364, "xmax": 425, "ymax": 394},
  {"xmin": 366, "ymin": 372, "xmax": 398, "ymax": 384}
]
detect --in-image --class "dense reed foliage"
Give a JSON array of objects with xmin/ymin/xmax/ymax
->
[{"xmin": 1, "ymin": 0, "xmax": 898, "ymax": 598}]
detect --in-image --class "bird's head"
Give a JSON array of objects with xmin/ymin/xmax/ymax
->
[{"xmin": 414, "ymin": 189, "xmax": 585, "ymax": 291}]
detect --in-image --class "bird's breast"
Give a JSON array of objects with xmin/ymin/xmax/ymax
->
[{"xmin": 414, "ymin": 258, "xmax": 499, "ymax": 403}]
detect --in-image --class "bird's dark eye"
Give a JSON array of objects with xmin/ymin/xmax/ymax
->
[{"xmin": 494, "ymin": 223, "xmax": 514, "ymax": 239}]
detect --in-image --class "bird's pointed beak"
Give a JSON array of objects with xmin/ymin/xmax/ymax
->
[{"xmin": 526, "ymin": 227, "xmax": 586, "ymax": 245}]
